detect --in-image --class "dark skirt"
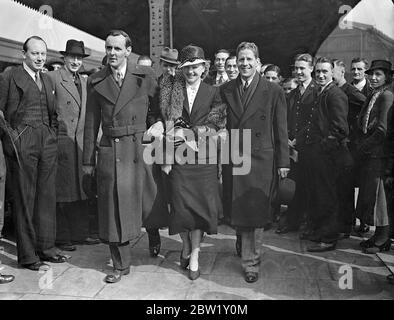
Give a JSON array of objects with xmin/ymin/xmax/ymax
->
[{"xmin": 168, "ymin": 164, "xmax": 222, "ymax": 235}]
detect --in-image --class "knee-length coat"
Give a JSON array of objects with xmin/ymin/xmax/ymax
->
[
  {"xmin": 221, "ymin": 73, "xmax": 289, "ymax": 228},
  {"xmin": 83, "ymin": 61, "xmax": 168, "ymax": 243},
  {"xmin": 48, "ymin": 68, "xmax": 88, "ymax": 202}
]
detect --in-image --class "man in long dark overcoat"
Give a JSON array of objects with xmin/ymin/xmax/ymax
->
[
  {"xmin": 83, "ymin": 30, "xmax": 167, "ymax": 283},
  {"xmin": 221, "ymin": 42, "xmax": 289, "ymax": 283}
]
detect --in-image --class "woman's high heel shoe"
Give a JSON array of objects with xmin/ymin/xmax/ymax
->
[
  {"xmin": 189, "ymin": 269, "xmax": 200, "ymax": 280},
  {"xmin": 362, "ymin": 239, "xmax": 391, "ymax": 254},
  {"xmin": 180, "ymin": 253, "xmax": 190, "ymax": 270},
  {"xmin": 360, "ymin": 236, "xmax": 376, "ymax": 249}
]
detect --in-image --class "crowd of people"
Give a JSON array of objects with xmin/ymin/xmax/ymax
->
[{"xmin": 0, "ymin": 28, "xmax": 393, "ymax": 287}]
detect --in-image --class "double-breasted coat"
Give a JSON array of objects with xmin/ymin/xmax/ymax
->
[
  {"xmin": 83, "ymin": 61, "xmax": 168, "ymax": 243},
  {"xmin": 221, "ymin": 73, "xmax": 289, "ymax": 228},
  {"xmin": 48, "ymin": 68, "xmax": 88, "ymax": 202}
]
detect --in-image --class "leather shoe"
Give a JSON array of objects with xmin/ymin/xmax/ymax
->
[
  {"xmin": 235, "ymin": 235, "xmax": 242, "ymax": 257},
  {"xmin": 244, "ymin": 271, "xmax": 258, "ymax": 283},
  {"xmin": 104, "ymin": 268, "xmax": 130, "ymax": 284},
  {"xmin": 84, "ymin": 237, "xmax": 101, "ymax": 245},
  {"xmin": 41, "ymin": 254, "xmax": 68, "ymax": 263},
  {"xmin": 57, "ymin": 243, "xmax": 76, "ymax": 251},
  {"xmin": 148, "ymin": 230, "xmax": 161, "ymax": 257},
  {"xmin": 275, "ymin": 225, "xmax": 297, "ymax": 234},
  {"xmin": 22, "ymin": 261, "xmax": 50, "ymax": 271},
  {"xmin": 180, "ymin": 252, "xmax": 190, "ymax": 270},
  {"xmin": 0, "ymin": 273, "xmax": 15, "ymax": 284},
  {"xmin": 307, "ymin": 242, "xmax": 336, "ymax": 252},
  {"xmin": 188, "ymin": 269, "xmax": 200, "ymax": 280}
]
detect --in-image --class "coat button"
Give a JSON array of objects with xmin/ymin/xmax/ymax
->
[
  {"xmin": 260, "ymin": 115, "xmax": 266, "ymax": 120},
  {"xmin": 132, "ymin": 116, "xmax": 137, "ymax": 121},
  {"xmin": 256, "ymin": 133, "xmax": 261, "ymax": 137},
  {"xmin": 67, "ymin": 101, "xmax": 71, "ymax": 105},
  {"xmin": 116, "ymin": 158, "xmax": 120, "ymax": 162},
  {"xmin": 132, "ymin": 136, "xmax": 136, "ymax": 142},
  {"xmin": 115, "ymin": 138, "xmax": 119, "ymax": 142},
  {"xmin": 133, "ymin": 159, "xmax": 137, "ymax": 163}
]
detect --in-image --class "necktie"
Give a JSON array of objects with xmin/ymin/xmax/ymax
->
[
  {"xmin": 218, "ymin": 75, "xmax": 224, "ymax": 85},
  {"xmin": 116, "ymin": 70, "xmax": 123, "ymax": 87},
  {"xmin": 242, "ymin": 80, "xmax": 248, "ymax": 95},
  {"xmin": 299, "ymin": 85, "xmax": 305, "ymax": 96},
  {"xmin": 35, "ymin": 72, "xmax": 42, "ymax": 91}
]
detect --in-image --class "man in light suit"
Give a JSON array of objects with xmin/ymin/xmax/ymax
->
[
  {"xmin": 0, "ymin": 36, "xmax": 67, "ymax": 271},
  {"xmin": 49, "ymin": 40, "xmax": 100, "ymax": 252},
  {"xmin": 83, "ymin": 30, "xmax": 168, "ymax": 283},
  {"xmin": 221, "ymin": 42, "xmax": 289, "ymax": 283}
]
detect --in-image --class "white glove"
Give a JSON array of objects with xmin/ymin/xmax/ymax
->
[{"xmin": 146, "ymin": 121, "xmax": 164, "ymax": 138}]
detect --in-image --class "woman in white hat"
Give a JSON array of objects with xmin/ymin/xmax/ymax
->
[{"xmin": 158, "ymin": 45, "xmax": 226, "ymax": 280}]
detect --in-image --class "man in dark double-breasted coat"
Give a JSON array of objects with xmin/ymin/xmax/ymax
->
[
  {"xmin": 221, "ymin": 42, "xmax": 289, "ymax": 283},
  {"xmin": 83, "ymin": 30, "xmax": 168, "ymax": 283}
]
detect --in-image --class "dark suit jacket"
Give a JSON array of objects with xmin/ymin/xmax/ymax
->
[
  {"xmin": 351, "ymin": 78, "xmax": 373, "ymax": 98},
  {"xmin": 0, "ymin": 66, "xmax": 57, "ymax": 129},
  {"xmin": 340, "ymin": 82, "xmax": 366, "ymax": 140},
  {"xmin": 287, "ymin": 80, "xmax": 318, "ymax": 141},
  {"xmin": 0, "ymin": 66, "xmax": 57, "ymax": 158},
  {"xmin": 221, "ymin": 73, "xmax": 289, "ymax": 228}
]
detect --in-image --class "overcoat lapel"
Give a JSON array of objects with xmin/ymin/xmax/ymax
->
[
  {"xmin": 189, "ymin": 82, "xmax": 210, "ymax": 124},
  {"xmin": 112, "ymin": 68, "xmax": 138, "ymax": 116},
  {"xmin": 239, "ymin": 77, "xmax": 268, "ymax": 126},
  {"xmin": 223, "ymin": 80, "xmax": 243, "ymax": 120},
  {"xmin": 59, "ymin": 68, "xmax": 81, "ymax": 106},
  {"xmin": 93, "ymin": 67, "xmax": 119, "ymax": 105}
]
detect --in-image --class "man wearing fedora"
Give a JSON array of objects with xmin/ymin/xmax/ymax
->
[
  {"xmin": 159, "ymin": 47, "xmax": 180, "ymax": 79},
  {"xmin": 83, "ymin": 30, "xmax": 168, "ymax": 283},
  {"xmin": 221, "ymin": 42, "xmax": 289, "ymax": 283},
  {"xmin": 48, "ymin": 40, "xmax": 100, "ymax": 252},
  {"xmin": 0, "ymin": 36, "xmax": 67, "ymax": 270}
]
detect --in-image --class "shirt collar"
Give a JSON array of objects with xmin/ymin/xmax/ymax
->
[
  {"xmin": 353, "ymin": 78, "xmax": 366, "ymax": 90},
  {"xmin": 186, "ymin": 78, "xmax": 201, "ymax": 91},
  {"xmin": 23, "ymin": 62, "xmax": 38, "ymax": 80},
  {"xmin": 301, "ymin": 77, "xmax": 312, "ymax": 89},
  {"xmin": 319, "ymin": 80, "xmax": 333, "ymax": 92},
  {"xmin": 111, "ymin": 62, "xmax": 127, "ymax": 79},
  {"xmin": 241, "ymin": 71, "xmax": 256, "ymax": 86},
  {"xmin": 216, "ymin": 72, "xmax": 228, "ymax": 82}
]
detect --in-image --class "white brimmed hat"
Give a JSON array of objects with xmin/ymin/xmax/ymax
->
[{"xmin": 178, "ymin": 45, "xmax": 206, "ymax": 68}]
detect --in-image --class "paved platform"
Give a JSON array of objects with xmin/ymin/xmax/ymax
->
[{"xmin": 0, "ymin": 225, "xmax": 393, "ymax": 300}]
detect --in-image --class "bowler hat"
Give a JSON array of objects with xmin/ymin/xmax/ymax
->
[
  {"xmin": 275, "ymin": 177, "xmax": 296, "ymax": 206},
  {"xmin": 365, "ymin": 60, "xmax": 394, "ymax": 75},
  {"xmin": 178, "ymin": 45, "xmax": 206, "ymax": 68},
  {"xmin": 60, "ymin": 39, "xmax": 90, "ymax": 58},
  {"xmin": 160, "ymin": 47, "xmax": 180, "ymax": 65}
]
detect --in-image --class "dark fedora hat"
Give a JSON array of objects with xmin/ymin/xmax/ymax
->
[
  {"xmin": 160, "ymin": 47, "xmax": 180, "ymax": 65},
  {"xmin": 60, "ymin": 39, "xmax": 90, "ymax": 58},
  {"xmin": 366, "ymin": 60, "xmax": 394, "ymax": 75},
  {"xmin": 275, "ymin": 177, "xmax": 296, "ymax": 206},
  {"xmin": 178, "ymin": 45, "xmax": 206, "ymax": 68}
]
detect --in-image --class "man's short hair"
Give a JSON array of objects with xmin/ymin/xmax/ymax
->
[
  {"xmin": 332, "ymin": 59, "xmax": 346, "ymax": 69},
  {"xmin": 215, "ymin": 49, "xmax": 230, "ymax": 58},
  {"xmin": 236, "ymin": 42, "xmax": 259, "ymax": 59},
  {"xmin": 315, "ymin": 57, "xmax": 334, "ymax": 69},
  {"xmin": 351, "ymin": 57, "xmax": 368, "ymax": 68},
  {"xmin": 294, "ymin": 53, "xmax": 314, "ymax": 67},
  {"xmin": 264, "ymin": 64, "xmax": 281, "ymax": 76},
  {"xmin": 106, "ymin": 30, "xmax": 132, "ymax": 48},
  {"xmin": 225, "ymin": 55, "xmax": 237, "ymax": 65},
  {"xmin": 23, "ymin": 36, "xmax": 47, "ymax": 52}
]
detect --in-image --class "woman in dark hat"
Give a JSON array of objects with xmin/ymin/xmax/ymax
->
[
  {"xmin": 354, "ymin": 60, "xmax": 394, "ymax": 254},
  {"xmin": 158, "ymin": 44, "xmax": 226, "ymax": 280}
]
